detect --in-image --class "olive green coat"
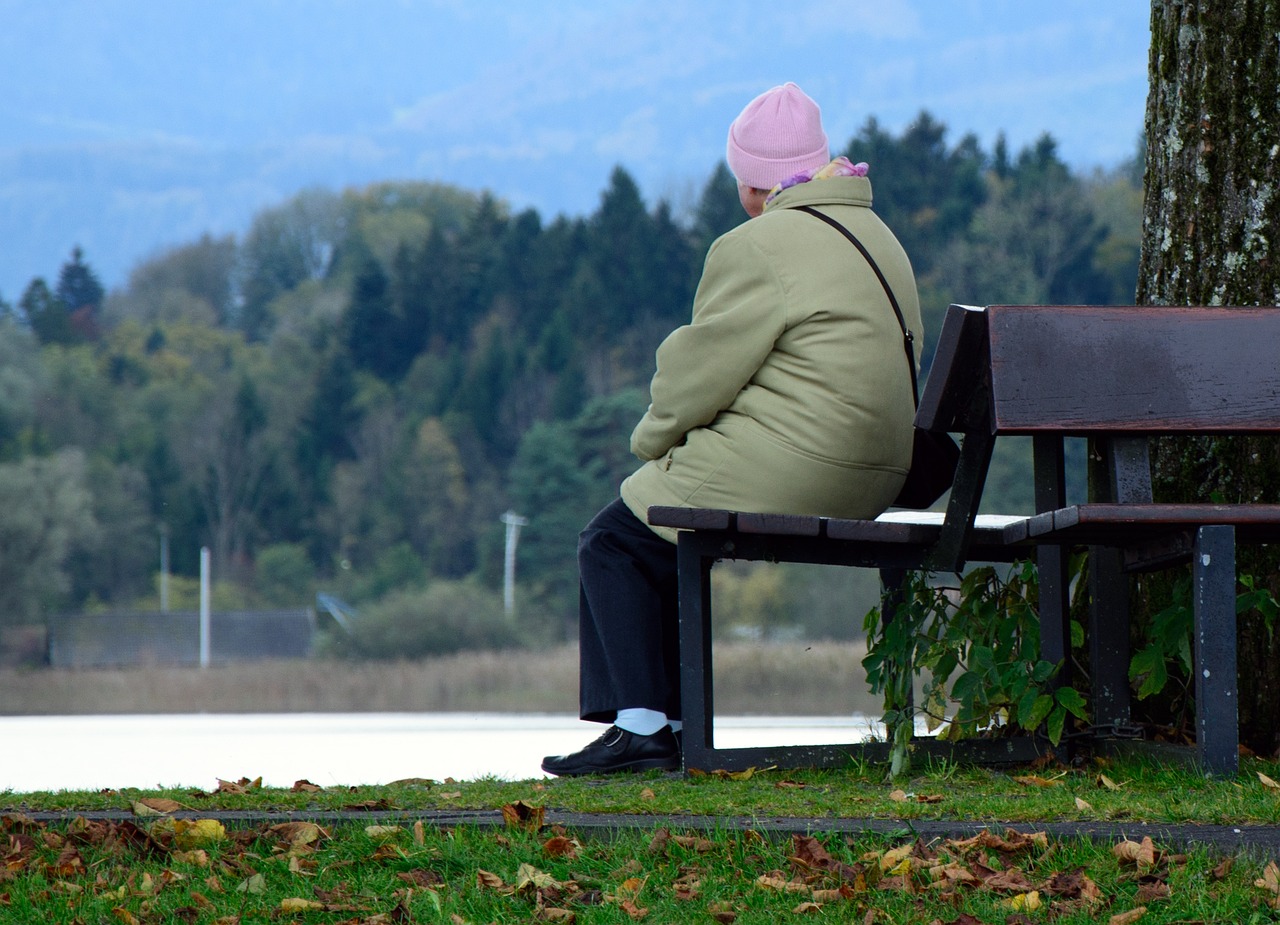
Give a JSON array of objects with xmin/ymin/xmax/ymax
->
[{"xmin": 620, "ymin": 176, "xmax": 921, "ymax": 541}]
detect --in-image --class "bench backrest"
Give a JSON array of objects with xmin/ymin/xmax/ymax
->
[
  {"xmin": 985, "ymin": 304, "xmax": 1280, "ymax": 435},
  {"xmin": 916, "ymin": 303, "xmax": 1280, "ymax": 569},
  {"xmin": 920, "ymin": 304, "xmax": 1280, "ymax": 436}
]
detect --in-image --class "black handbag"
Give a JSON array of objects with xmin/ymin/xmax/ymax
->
[{"xmin": 794, "ymin": 206, "xmax": 959, "ymax": 509}]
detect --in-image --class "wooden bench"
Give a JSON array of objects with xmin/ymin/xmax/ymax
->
[{"xmin": 651, "ymin": 303, "xmax": 1280, "ymax": 777}]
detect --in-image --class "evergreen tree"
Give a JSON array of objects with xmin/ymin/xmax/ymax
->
[
  {"xmin": 844, "ymin": 112, "xmax": 987, "ymax": 273},
  {"xmin": 690, "ymin": 161, "xmax": 745, "ymax": 259}
]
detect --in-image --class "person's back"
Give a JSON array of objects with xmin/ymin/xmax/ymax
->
[{"xmin": 542, "ymin": 83, "xmax": 920, "ymax": 777}]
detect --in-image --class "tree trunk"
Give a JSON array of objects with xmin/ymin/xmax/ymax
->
[{"xmin": 1138, "ymin": 0, "xmax": 1280, "ymax": 755}]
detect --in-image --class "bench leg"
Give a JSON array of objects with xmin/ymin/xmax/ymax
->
[
  {"xmin": 676, "ymin": 533, "xmax": 716, "ymax": 769},
  {"xmin": 1089, "ymin": 546, "xmax": 1132, "ymax": 730},
  {"xmin": 1037, "ymin": 544, "xmax": 1073, "ymax": 760},
  {"xmin": 1192, "ymin": 525, "xmax": 1239, "ymax": 778}
]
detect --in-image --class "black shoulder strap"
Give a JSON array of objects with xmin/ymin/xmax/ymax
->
[{"xmin": 792, "ymin": 204, "xmax": 919, "ymax": 407}]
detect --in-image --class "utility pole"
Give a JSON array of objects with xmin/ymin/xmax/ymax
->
[{"xmin": 500, "ymin": 511, "xmax": 528, "ymax": 618}]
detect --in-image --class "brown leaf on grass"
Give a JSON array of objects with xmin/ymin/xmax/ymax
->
[
  {"xmin": 502, "ymin": 800, "xmax": 546, "ymax": 832},
  {"xmin": 215, "ymin": 777, "xmax": 262, "ymax": 794},
  {"xmin": 0, "ymin": 814, "xmax": 39, "ymax": 833},
  {"xmin": 291, "ymin": 779, "xmax": 324, "ymax": 793},
  {"xmin": 1075, "ymin": 797, "xmax": 1094, "ymax": 811},
  {"xmin": 397, "ymin": 868, "xmax": 444, "ymax": 888},
  {"xmin": 267, "ymin": 821, "xmax": 328, "ymax": 850},
  {"xmin": 1259, "ymin": 771, "xmax": 1280, "ymax": 791},
  {"xmin": 775, "ymin": 780, "xmax": 806, "ymax": 790},
  {"xmin": 3, "ymin": 833, "xmax": 39, "ymax": 868},
  {"xmin": 889, "ymin": 789, "xmax": 908, "ymax": 802},
  {"xmin": 640, "ymin": 787, "xmax": 656, "ymax": 801},
  {"xmin": 790, "ymin": 835, "xmax": 868, "ymax": 887},
  {"xmin": 1112, "ymin": 837, "xmax": 1158, "ymax": 872},
  {"xmin": 708, "ymin": 901, "xmax": 737, "ymax": 923},
  {"xmin": 133, "ymin": 797, "xmax": 187, "ymax": 816},
  {"xmin": 112, "ymin": 906, "xmax": 141, "ymax": 924},
  {"xmin": 984, "ymin": 868, "xmax": 1037, "ymax": 894},
  {"xmin": 476, "ymin": 869, "xmax": 507, "ymax": 891},
  {"xmin": 1211, "ymin": 856, "xmax": 1234, "ymax": 880},
  {"xmin": 1257, "ymin": 861, "xmax": 1280, "ymax": 906},
  {"xmin": 1109, "ymin": 907, "xmax": 1147, "ymax": 925},
  {"xmin": 1136, "ymin": 877, "xmax": 1171, "ymax": 903},
  {"xmin": 792, "ymin": 900, "xmax": 823, "ymax": 913},
  {"xmin": 672, "ymin": 871, "xmax": 701, "ymax": 900},
  {"xmin": 544, "ymin": 835, "xmax": 580, "ymax": 858},
  {"xmin": 619, "ymin": 898, "xmax": 649, "ymax": 920},
  {"xmin": 647, "ymin": 828, "xmax": 671, "ymax": 855},
  {"xmin": 173, "ymin": 849, "xmax": 210, "ymax": 867},
  {"xmin": 44, "ymin": 844, "xmax": 85, "ymax": 877},
  {"xmin": 1012, "ymin": 774, "xmax": 1064, "ymax": 788},
  {"xmin": 535, "ymin": 907, "xmax": 577, "ymax": 923},
  {"xmin": 946, "ymin": 828, "xmax": 1048, "ymax": 856},
  {"xmin": 671, "ymin": 834, "xmax": 714, "ymax": 853},
  {"xmin": 757, "ymin": 873, "xmax": 813, "ymax": 893},
  {"xmin": 689, "ymin": 765, "xmax": 774, "ymax": 780},
  {"xmin": 1098, "ymin": 774, "xmax": 1123, "ymax": 791},
  {"xmin": 1044, "ymin": 868, "xmax": 1102, "ymax": 905},
  {"xmin": 345, "ymin": 798, "xmax": 395, "ymax": 811}
]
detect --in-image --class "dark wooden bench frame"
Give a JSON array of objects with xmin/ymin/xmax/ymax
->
[{"xmin": 651, "ymin": 303, "xmax": 1280, "ymax": 778}]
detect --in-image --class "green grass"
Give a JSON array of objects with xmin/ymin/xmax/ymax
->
[{"xmin": 3, "ymin": 756, "xmax": 1280, "ymax": 923}]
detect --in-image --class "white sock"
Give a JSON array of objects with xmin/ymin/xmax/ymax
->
[{"xmin": 614, "ymin": 708, "xmax": 667, "ymax": 736}]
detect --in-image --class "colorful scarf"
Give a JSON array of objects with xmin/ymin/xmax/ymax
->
[{"xmin": 763, "ymin": 156, "xmax": 869, "ymax": 210}]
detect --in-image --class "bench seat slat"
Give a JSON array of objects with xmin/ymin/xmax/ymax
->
[
  {"xmin": 647, "ymin": 506, "xmax": 733, "ymax": 530},
  {"xmin": 1025, "ymin": 503, "xmax": 1280, "ymax": 544}
]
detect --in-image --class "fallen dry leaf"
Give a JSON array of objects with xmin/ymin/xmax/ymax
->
[
  {"xmin": 133, "ymin": 798, "xmax": 186, "ymax": 816},
  {"xmin": 291, "ymin": 779, "xmax": 323, "ymax": 793},
  {"xmin": 1109, "ymin": 907, "xmax": 1147, "ymax": 925},
  {"xmin": 1259, "ymin": 772, "xmax": 1280, "ymax": 791},
  {"xmin": 1257, "ymin": 861, "xmax": 1280, "ymax": 906},
  {"xmin": 476, "ymin": 869, "xmax": 507, "ymax": 891},
  {"xmin": 792, "ymin": 901, "xmax": 823, "ymax": 914},
  {"xmin": 708, "ymin": 901, "xmax": 736, "ymax": 923},
  {"xmin": 889, "ymin": 789, "xmax": 908, "ymax": 803},
  {"xmin": 1098, "ymin": 774, "xmax": 1123, "ymax": 791},
  {"xmin": 173, "ymin": 818, "xmax": 226, "ymax": 849},
  {"xmin": 215, "ymin": 777, "xmax": 262, "ymax": 794},
  {"xmin": 1136, "ymin": 878, "xmax": 1172, "ymax": 903},
  {"xmin": 1013, "ymin": 774, "xmax": 1064, "ymax": 788},
  {"xmin": 267, "ymin": 821, "xmax": 328, "ymax": 849},
  {"xmin": 1005, "ymin": 890, "xmax": 1042, "ymax": 912},
  {"xmin": 364, "ymin": 825, "xmax": 402, "ymax": 842},
  {"xmin": 639, "ymin": 788, "xmax": 656, "ymax": 801},
  {"xmin": 1075, "ymin": 797, "xmax": 1094, "ymax": 811},
  {"xmin": 544, "ymin": 835, "xmax": 579, "ymax": 858},
  {"xmin": 1211, "ymin": 856, "xmax": 1234, "ymax": 880},
  {"xmin": 502, "ymin": 800, "xmax": 546, "ymax": 832},
  {"xmin": 1112, "ymin": 837, "xmax": 1158, "ymax": 872}
]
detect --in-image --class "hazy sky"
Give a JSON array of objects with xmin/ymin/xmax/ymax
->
[{"xmin": 0, "ymin": 0, "xmax": 1151, "ymax": 299}]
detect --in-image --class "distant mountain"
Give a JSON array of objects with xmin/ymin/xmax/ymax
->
[{"xmin": 0, "ymin": 0, "xmax": 1148, "ymax": 300}]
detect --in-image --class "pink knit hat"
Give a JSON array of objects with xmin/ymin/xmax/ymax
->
[{"xmin": 726, "ymin": 82, "xmax": 830, "ymax": 190}]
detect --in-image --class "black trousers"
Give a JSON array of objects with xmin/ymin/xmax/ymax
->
[{"xmin": 577, "ymin": 498, "xmax": 680, "ymax": 724}]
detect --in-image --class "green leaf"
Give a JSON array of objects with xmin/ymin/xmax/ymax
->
[
  {"xmin": 1045, "ymin": 706, "xmax": 1067, "ymax": 745},
  {"xmin": 1130, "ymin": 644, "xmax": 1169, "ymax": 700},
  {"xmin": 1054, "ymin": 685, "xmax": 1088, "ymax": 720},
  {"xmin": 1023, "ymin": 693, "xmax": 1055, "ymax": 730}
]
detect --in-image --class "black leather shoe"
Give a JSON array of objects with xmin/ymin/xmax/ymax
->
[{"xmin": 542, "ymin": 726, "xmax": 681, "ymax": 776}]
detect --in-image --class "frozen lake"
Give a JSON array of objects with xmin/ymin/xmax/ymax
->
[{"xmin": 0, "ymin": 713, "xmax": 888, "ymax": 792}]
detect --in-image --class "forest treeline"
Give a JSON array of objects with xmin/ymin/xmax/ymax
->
[{"xmin": 0, "ymin": 113, "xmax": 1142, "ymax": 656}]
